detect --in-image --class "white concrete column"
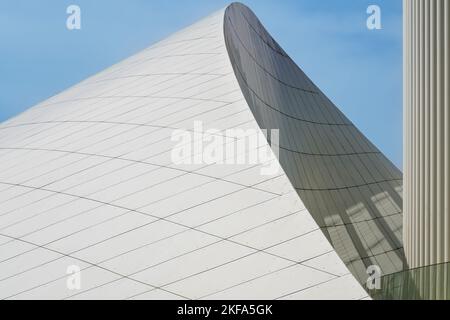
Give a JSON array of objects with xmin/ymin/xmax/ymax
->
[{"xmin": 404, "ymin": 0, "xmax": 450, "ymax": 269}]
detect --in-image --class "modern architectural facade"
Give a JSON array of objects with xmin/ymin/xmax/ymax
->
[
  {"xmin": 225, "ymin": 4, "xmax": 405, "ymax": 287},
  {"xmin": 404, "ymin": 0, "xmax": 450, "ymax": 268},
  {"xmin": 0, "ymin": 3, "xmax": 407, "ymax": 300},
  {"xmin": 397, "ymin": 0, "xmax": 450, "ymax": 300}
]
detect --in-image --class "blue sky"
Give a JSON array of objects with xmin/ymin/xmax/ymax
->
[{"xmin": 0, "ymin": 0, "xmax": 403, "ymax": 168}]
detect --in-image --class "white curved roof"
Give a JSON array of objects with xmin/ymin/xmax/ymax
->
[{"xmin": 0, "ymin": 5, "xmax": 368, "ymax": 300}]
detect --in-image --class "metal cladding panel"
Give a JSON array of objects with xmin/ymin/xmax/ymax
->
[
  {"xmin": 0, "ymin": 6, "xmax": 368, "ymax": 299},
  {"xmin": 224, "ymin": 2, "xmax": 406, "ymax": 286}
]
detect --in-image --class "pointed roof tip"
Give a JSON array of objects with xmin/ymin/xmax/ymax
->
[{"xmin": 226, "ymin": 2, "xmax": 251, "ymax": 11}]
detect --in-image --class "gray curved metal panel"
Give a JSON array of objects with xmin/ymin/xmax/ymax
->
[{"xmin": 224, "ymin": 2, "xmax": 406, "ymax": 285}]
